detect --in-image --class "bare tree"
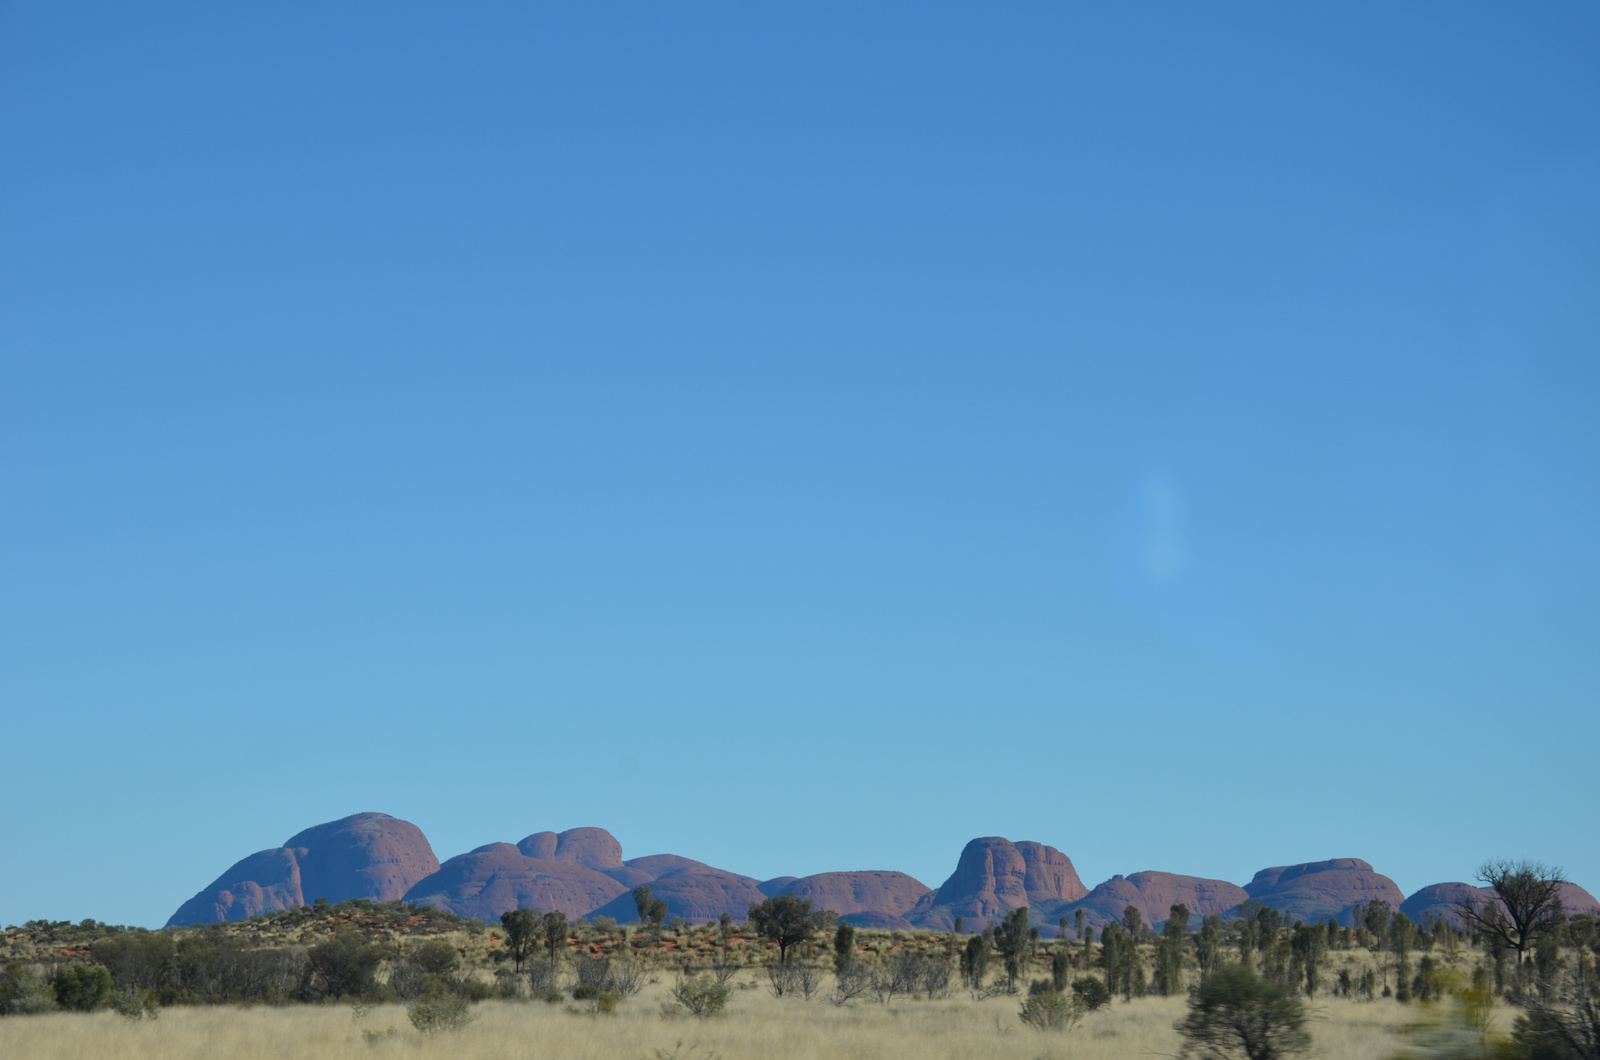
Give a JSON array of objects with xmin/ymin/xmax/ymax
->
[{"xmin": 1457, "ymin": 859, "xmax": 1567, "ymax": 966}]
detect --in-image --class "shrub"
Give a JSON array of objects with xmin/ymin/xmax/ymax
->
[
  {"xmin": 110, "ymin": 988, "xmax": 160, "ymax": 1020},
  {"xmin": 52, "ymin": 963, "xmax": 113, "ymax": 1012},
  {"xmin": 1071, "ymin": 975, "xmax": 1111, "ymax": 1011},
  {"xmin": 1020, "ymin": 988, "xmax": 1082, "ymax": 1031},
  {"xmin": 672, "ymin": 973, "xmax": 729, "ymax": 1018},
  {"xmin": 407, "ymin": 990, "xmax": 472, "ymax": 1033},
  {"xmin": 0, "ymin": 963, "xmax": 55, "ymax": 1015},
  {"xmin": 1175, "ymin": 962, "xmax": 1309, "ymax": 1060},
  {"xmin": 411, "ymin": 940, "xmax": 460, "ymax": 977},
  {"xmin": 308, "ymin": 929, "xmax": 383, "ymax": 999}
]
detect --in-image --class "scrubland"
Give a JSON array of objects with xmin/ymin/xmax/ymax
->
[{"xmin": 0, "ymin": 975, "xmax": 1501, "ymax": 1060}]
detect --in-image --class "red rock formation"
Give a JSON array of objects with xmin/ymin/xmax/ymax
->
[
  {"xmin": 1243, "ymin": 858, "xmax": 1403, "ymax": 924},
  {"xmin": 1403, "ymin": 881, "xmax": 1600, "ymax": 927},
  {"xmin": 403, "ymin": 844, "xmax": 627, "ymax": 920},
  {"xmin": 1057, "ymin": 872, "xmax": 1249, "ymax": 931},
  {"xmin": 771, "ymin": 871, "xmax": 931, "ymax": 916},
  {"xmin": 907, "ymin": 837, "xmax": 1086, "ymax": 931},
  {"xmin": 758, "ymin": 876, "xmax": 801, "ymax": 897},
  {"xmin": 839, "ymin": 910, "xmax": 915, "ymax": 930},
  {"xmin": 167, "ymin": 813, "xmax": 439, "ymax": 926},
  {"xmin": 585, "ymin": 870, "xmax": 766, "ymax": 924}
]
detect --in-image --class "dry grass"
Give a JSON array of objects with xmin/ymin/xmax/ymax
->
[{"xmin": 0, "ymin": 977, "xmax": 1499, "ymax": 1060}]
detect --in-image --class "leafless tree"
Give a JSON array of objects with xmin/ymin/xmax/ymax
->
[{"xmin": 1457, "ymin": 859, "xmax": 1567, "ymax": 966}]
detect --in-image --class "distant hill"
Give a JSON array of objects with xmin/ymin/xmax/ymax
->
[
  {"xmin": 167, "ymin": 813, "xmax": 439, "ymax": 927},
  {"xmin": 164, "ymin": 813, "xmax": 1596, "ymax": 935},
  {"xmin": 1052, "ymin": 872, "xmax": 1249, "ymax": 932},
  {"xmin": 1241, "ymin": 858, "xmax": 1404, "ymax": 925},
  {"xmin": 905, "ymin": 837, "xmax": 1087, "ymax": 931}
]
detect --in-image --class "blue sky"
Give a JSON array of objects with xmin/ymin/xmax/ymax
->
[{"xmin": 2, "ymin": 3, "xmax": 1597, "ymax": 928}]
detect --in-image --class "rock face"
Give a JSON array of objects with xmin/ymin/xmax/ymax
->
[
  {"xmin": 771, "ymin": 871, "xmax": 931, "ymax": 917},
  {"xmin": 585, "ymin": 869, "xmax": 767, "ymax": 924},
  {"xmin": 167, "ymin": 812, "xmax": 440, "ymax": 927},
  {"xmin": 907, "ymin": 837, "xmax": 1087, "ymax": 931},
  {"xmin": 1058, "ymin": 872, "xmax": 1249, "ymax": 932},
  {"xmin": 403, "ymin": 841, "xmax": 627, "ymax": 920},
  {"xmin": 405, "ymin": 826, "xmax": 772, "ymax": 924},
  {"xmin": 1403, "ymin": 881, "xmax": 1600, "ymax": 927},
  {"xmin": 1243, "ymin": 858, "xmax": 1403, "ymax": 924}
]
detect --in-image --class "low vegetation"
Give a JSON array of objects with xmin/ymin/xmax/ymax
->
[{"xmin": 1, "ymin": 861, "xmax": 1594, "ymax": 1060}]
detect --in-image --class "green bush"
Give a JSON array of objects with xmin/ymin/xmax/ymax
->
[
  {"xmin": 53, "ymin": 963, "xmax": 113, "ymax": 1012},
  {"xmin": 111, "ymin": 988, "xmax": 160, "ymax": 1021},
  {"xmin": 1071, "ymin": 975, "xmax": 1111, "ymax": 1011},
  {"xmin": 308, "ymin": 929, "xmax": 384, "ymax": 998},
  {"xmin": 672, "ymin": 973, "xmax": 729, "ymax": 1018},
  {"xmin": 0, "ymin": 963, "xmax": 56, "ymax": 1015},
  {"xmin": 1175, "ymin": 962, "xmax": 1309, "ymax": 1060},
  {"xmin": 1020, "ymin": 988, "xmax": 1082, "ymax": 1031}
]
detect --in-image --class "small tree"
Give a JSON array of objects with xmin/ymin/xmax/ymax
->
[
  {"xmin": 632, "ymin": 886, "xmax": 668, "ymax": 932},
  {"xmin": 1155, "ymin": 904, "xmax": 1190, "ymax": 996},
  {"xmin": 308, "ymin": 928, "xmax": 383, "ymax": 998},
  {"xmin": 540, "ymin": 910, "xmax": 568, "ymax": 960},
  {"xmin": 961, "ymin": 933, "xmax": 991, "ymax": 991},
  {"xmin": 52, "ymin": 963, "xmax": 113, "ymax": 1012},
  {"xmin": 1196, "ymin": 914, "xmax": 1223, "ymax": 982},
  {"xmin": 993, "ymin": 907, "xmax": 1032, "ymax": 991},
  {"xmin": 1175, "ymin": 962, "xmax": 1309, "ymax": 1060},
  {"xmin": 1071, "ymin": 975, "xmax": 1111, "ymax": 1010},
  {"xmin": 1051, "ymin": 948, "xmax": 1071, "ymax": 992},
  {"xmin": 1289, "ymin": 922, "xmax": 1325, "ymax": 998},
  {"xmin": 501, "ymin": 909, "xmax": 538, "ymax": 972},
  {"xmin": 1125, "ymin": 905, "xmax": 1145, "ymax": 937},
  {"xmin": 833, "ymin": 921, "xmax": 856, "ymax": 975},
  {"xmin": 747, "ymin": 894, "xmax": 831, "ymax": 963},
  {"xmin": 1457, "ymin": 859, "xmax": 1567, "ymax": 968}
]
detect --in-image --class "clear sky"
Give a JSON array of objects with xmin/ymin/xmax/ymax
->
[{"xmin": 2, "ymin": 3, "xmax": 1597, "ymax": 929}]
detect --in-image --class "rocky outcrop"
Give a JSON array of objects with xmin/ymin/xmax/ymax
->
[
  {"xmin": 758, "ymin": 876, "xmax": 800, "ymax": 897},
  {"xmin": 585, "ymin": 870, "xmax": 767, "ymax": 924},
  {"xmin": 907, "ymin": 837, "xmax": 1087, "ymax": 931},
  {"xmin": 770, "ymin": 871, "xmax": 931, "ymax": 917},
  {"xmin": 518, "ymin": 827, "xmax": 624, "ymax": 871},
  {"xmin": 839, "ymin": 910, "xmax": 915, "ymax": 930},
  {"xmin": 167, "ymin": 812, "xmax": 440, "ymax": 926},
  {"xmin": 1056, "ymin": 872, "xmax": 1249, "ymax": 932},
  {"xmin": 1403, "ymin": 881, "xmax": 1600, "ymax": 927},
  {"xmin": 403, "ymin": 843, "xmax": 627, "ymax": 920},
  {"xmin": 1399, "ymin": 882, "xmax": 1485, "ymax": 927},
  {"xmin": 1243, "ymin": 858, "xmax": 1403, "ymax": 924}
]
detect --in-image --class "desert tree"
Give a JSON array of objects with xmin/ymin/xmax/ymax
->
[
  {"xmin": 747, "ymin": 894, "xmax": 831, "ymax": 963},
  {"xmin": 1457, "ymin": 859, "xmax": 1567, "ymax": 968},
  {"xmin": 633, "ymin": 886, "xmax": 668, "ymax": 931},
  {"xmin": 1196, "ymin": 913, "xmax": 1224, "ymax": 983},
  {"xmin": 993, "ymin": 907, "xmax": 1032, "ymax": 991},
  {"xmin": 961, "ymin": 933, "xmax": 991, "ymax": 992},
  {"xmin": 1289, "ymin": 922, "xmax": 1325, "ymax": 998},
  {"xmin": 1175, "ymin": 962, "xmax": 1310, "ymax": 1060},
  {"xmin": 539, "ymin": 910, "xmax": 568, "ymax": 960},
  {"xmin": 1389, "ymin": 913, "xmax": 1418, "ymax": 1002},
  {"xmin": 833, "ymin": 920, "xmax": 856, "ymax": 976},
  {"xmin": 1155, "ymin": 904, "xmax": 1191, "ymax": 996},
  {"xmin": 500, "ymin": 909, "xmax": 538, "ymax": 972},
  {"xmin": 1125, "ymin": 905, "xmax": 1145, "ymax": 938}
]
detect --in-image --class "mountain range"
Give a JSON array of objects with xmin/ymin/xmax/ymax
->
[{"xmin": 168, "ymin": 812, "xmax": 1599, "ymax": 933}]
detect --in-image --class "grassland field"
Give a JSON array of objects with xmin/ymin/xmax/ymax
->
[{"xmin": 1, "ymin": 918, "xmax": 1513, "ymax": 1060}]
